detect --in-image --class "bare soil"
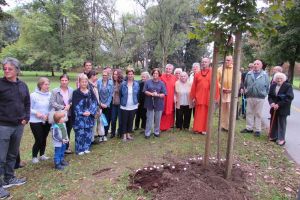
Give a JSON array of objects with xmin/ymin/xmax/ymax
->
[{"xmin": 128, "ymin": 158, "xmax": 252, "ymax": 200}]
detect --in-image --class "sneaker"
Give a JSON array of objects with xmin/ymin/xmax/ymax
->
[
  {"xmin": 127, "ymin": 135, "xmax": 134, "ymax": 140},
  {"xmin": 254, "ymin": 131, "xmax": 261, "ymax": 137},
  {"xmin": 78, "ymin": 152, "xmax": 84, "ymax": 156},
  {"xmin": 55, "ymin": 164, "xmax": 64, "ymax": 170},
  {"xmin": 3, "ymin": 177, "xmax": 26, "ymax": 189},
  {"xmin": 84, "ymin": 150, "xmax": 91, "ymax": 154},
  {"xmin": 103, "ymin": 136, "xmax": 108, "ymax": 142},
  {"xmin": 154, "ymin": 134, "xmax": 160, "ymax": 138},
  {"xmin": 240, "ymin": 128, "xmax": 253, "ymax": 133},
  {"xmin": 32, "ymin": 157, "xmax": 39, "ymax": 164},
  {"xmin": 40, "ymin": 155, "xmax": 50, "ymax": 161},
  {"xmin": 0, "ymin": 187, "xmax": 10, "ymax": 199},
  {"xmin": 99, "ymin": 136, "xmax": 103, "ymax": 143},
  {"xmin": 145, "ymin": 135, "xmax": 150, "ymax": 139},
  {"xmin": 201, "ymin": 132, "xmax": 207, "ymax": 135},
  {"xmin": 60, "ymin": 160, "xmax": 69, "ymax": 166}
]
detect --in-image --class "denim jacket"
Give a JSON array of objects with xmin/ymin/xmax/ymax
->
[
  {"xmin": 120, "ymin": 80, "xmax": 139, "ymax": 107},
  {"xmin": 97, "ymin": 79, "xmax": 113, "ymax": 107}
]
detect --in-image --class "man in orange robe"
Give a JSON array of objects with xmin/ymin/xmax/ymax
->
[
  {"xmin": 190, "ymin": 58, "xmax": 219, "ymax": 134},
  {"xmin": 160, "ymin": 64, "xmax": 177, "ymax": 131}
]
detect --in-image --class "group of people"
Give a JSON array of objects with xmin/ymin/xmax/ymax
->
[{"xmin": 0, "ymin": 56, "xmax": 294, "ymax": 199}]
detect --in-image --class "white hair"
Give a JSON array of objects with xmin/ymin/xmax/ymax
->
[
  {"xmin": 180, "ymin": 71, "xmax": 188, "ymax": 77},
  {"xmin": 273, "ymin": 72, "xmax": 287, "ymax": 82},
  {"xmin": 192, "ymin": 63, "xmax": 200, "ymax": 69},
  {"xmin": 174, "ymin": 68, "xmax": 183, "ymax": 75},
  {"xmin": 165, "ymin": 63, "xmax": 174, "ymax": 69},
  {"xmin": 141, "ymin": 71, "xmax": 150, "ymax": 79}
]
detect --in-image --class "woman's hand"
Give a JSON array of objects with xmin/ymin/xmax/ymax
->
[
  {"xmin": 83, "ymin": 111, "xmax": 91, "ymax": 116},
  {"xmin": 64, "ymin": 104, "xmax": 71, "ymax": 111}
]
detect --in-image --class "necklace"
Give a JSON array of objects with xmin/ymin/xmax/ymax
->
[{"xmin": 201, "ymin": 69, "xmax": 209, "ymax": 77}]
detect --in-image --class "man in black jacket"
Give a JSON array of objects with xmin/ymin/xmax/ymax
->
[{"xmin": 0, "ymin": 57, "xmax": 30, "ymax": 199}]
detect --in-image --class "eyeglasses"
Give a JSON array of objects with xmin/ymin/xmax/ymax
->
[{"xmin": 3, "ymin": 67, "xmax": 14, "ymax": 71}]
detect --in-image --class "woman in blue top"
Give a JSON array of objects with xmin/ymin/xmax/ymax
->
[
  {"xmin": 72, "ymin": 73, "xmax": 98, "ymax": 155},
  {"xmin": 119, "ymin": 67, "xmax": 139, "ymax": 142},
  {"xmin": 97, "ymin": 69, "xmax": 113, "ymax": 142},
  {"xmin": 143, "ymin": 68, "xmax": 167, "ymax": 138},
  {"xmin": 30, "ymin": 77, "xmax": 51, "ymax": 164}
]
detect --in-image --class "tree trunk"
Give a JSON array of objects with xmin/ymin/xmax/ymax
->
[
  {"xmin": 225, "ymin": 31, "xmax": 242, "ymax": 179},
  {"xmin": 204, "ymin": 30, "xmax": 221, "ymax": 168},
  {"xmin": 288, "ymin": 45, "xmax": 299, "ymax": 85},
  {"xmin": 51, "ymin": 67, "xmax": 55, "ymax": 77}
]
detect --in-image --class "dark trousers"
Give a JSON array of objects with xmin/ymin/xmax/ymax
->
[
  {"xmin": 111, "ymin": 105, "xmax": 122, "ymax": 136},
  {"xmin": 270, "ymin": 113, "xmax": 287, "ymax": 141},
  {"xmin": 30, "ymin": 122, "xmax": 51, "ymax": 158},
  {"xmin": 14, "ymin": 152, "xmax": 21, "ymax": 169},
  {"xmin": 102, "ymin": 107, "xmax": 111, "ymax": 136},
  {"xmin": 0, "ymin": 125, "xmax": 24, "ymax": 186},
  {"xmin": 135, "ymin": 104, "xmax": 147, "ymax": 129},
  {"xmin": 121, "ymin": 109, "xmax": 136, "ymax": 136},
  {"xmin": 176, "ymin": 105, "xmax": 192, "ymax": 130},
  {"xmin": 65, "ymin": 119, "xmax": 72, "ymax": 149}
]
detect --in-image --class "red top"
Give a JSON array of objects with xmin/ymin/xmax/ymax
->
[{"xmin": 160, "ymin": 73, "xmax": 176, "ymax": 115}]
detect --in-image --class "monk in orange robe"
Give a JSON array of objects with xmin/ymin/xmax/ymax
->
[
  {"xmin": 160, "ymin": 64, "xmax": 177, "ymax": 131},
  {"xmin": 190, "ymin": 58, "xmax": 219, "ymax": 134}
]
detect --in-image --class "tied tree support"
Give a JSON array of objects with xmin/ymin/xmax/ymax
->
[
  {"xmin": 225, "ymin": 31, "xmax": 242, "ymax": 179},
  {"xmin": 204, "ymin": 30, "xmax": 221, "ymax": 168}
]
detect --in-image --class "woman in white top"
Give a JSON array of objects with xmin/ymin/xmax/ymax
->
[
  {"xmin": 119, "ymin": 68, "xmax": 139, "ymax": 142},
  {"xmin": 175, "ymin": 72, "xmax": 193, "ymax": 130},
  {"xmin": 30, "ymin": 77, "xmax": 51, "ymax": 163}
]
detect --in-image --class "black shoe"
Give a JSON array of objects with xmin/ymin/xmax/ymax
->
[
  {"xmin": 60, "ymin": 160, "xmax": 69, "ymax": 166},
  {"xmin": 0, "ymin": 187, "xmax": 10, "ymax": 199},
  {"xmin": 134, "ymin": 127, "xmax": 139, "ymax": 131},
  {"xmin": 254, "ymin": 131, "xmax": 261, "ymax": 137},
  {"xmin": 55, "ymin": 164, "xmax": 64, "ymax": 170},
  {"xmin": 3, "ymin": 177, "xmax": 26, "ymax": 189},
  {"xmin": 145, "ymin": 136, "xmax": 150, "ymax": 139},
  {"xmin": 110, "ymin": 134, "xmax": 115, "ymax": 139},
  {"xmin": 154, "ymin": 134, "xmax": 160, "ymax": 138},
  {"xmin": 240, "ymin": 128, "xmax": 253, "ymax": 133}
]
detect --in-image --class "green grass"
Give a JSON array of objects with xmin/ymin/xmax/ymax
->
[{"xmin": 1, "ymin": 71, "xmax": 299, "ymax": 199}]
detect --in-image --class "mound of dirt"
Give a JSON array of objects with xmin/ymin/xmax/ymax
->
[{"xmin": 128, "ymin": 158, "xmax": 252, "ymax": 200}]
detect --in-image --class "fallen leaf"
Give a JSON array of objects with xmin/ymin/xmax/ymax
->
[{"xmin": 284, "ymin": 187, "xmax": 293, "ymax": 192}]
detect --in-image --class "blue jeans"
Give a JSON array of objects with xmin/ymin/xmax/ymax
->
[
  {"xmin": 54, "ymin": 144, "xmax": 66, "ymax": 165},
  {"xmin": 0, "ymin": 125, "xmax": 24, "ymax": 186},
  {"xmin": 111, "ymin": 105, "xmax": 121, "ymax": 136}
]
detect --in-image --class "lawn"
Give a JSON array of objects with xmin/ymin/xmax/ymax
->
[{"xmin": 1, "ymin": 71, "xmax": 300, "ymax": 199}]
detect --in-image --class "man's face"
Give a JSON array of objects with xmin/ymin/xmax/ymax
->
[
  {"xmin": 201, "ymin": 58, "xmax": 210, "ymax": 69},
  {"xmin": 253, "ymin": 60, "xmax": 262, "ymax": 71},
  {"xmin": 84, "ymin": 62, "xmax": 92, "ymax": 73},
  {"xmin": 225, "ymin": 56, "xmax": 233, "ymax": 67},
  {"xmin": 165, "ymin": 65, "xmax": 173, "ymax": 74},
  {"xmin": 3, "ymin": 63, "xmax": 17, "ymax": 80}
]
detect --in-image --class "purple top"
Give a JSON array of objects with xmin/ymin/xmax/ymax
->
[{"xmin": 143, "ymin": 79, "xmax": 167, "ymax": 111}]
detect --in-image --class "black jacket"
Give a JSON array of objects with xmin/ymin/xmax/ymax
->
[
  {"xmin": 0, "ymin": 77, "xmax": 30, "ymax": 126},
  {"xmin": 268, "ymin": 82, "xmax": 294, "ymax": 116}
]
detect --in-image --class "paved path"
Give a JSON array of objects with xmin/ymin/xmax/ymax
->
[{"xmin": 262, "ymin": 89, "xmax": 300, "ymax": 164}]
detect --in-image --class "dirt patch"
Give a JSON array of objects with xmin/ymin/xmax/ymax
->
[{"xmin": 128, "ymin": 158, "xmax": 252, "ymax": 200}]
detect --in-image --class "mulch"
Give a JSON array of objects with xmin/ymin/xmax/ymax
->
[{"xmin": 128, "ymin": 157, "xmax": 253, "ymax": 200}]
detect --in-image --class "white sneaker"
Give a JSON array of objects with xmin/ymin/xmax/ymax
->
[
  {"xmin": 84, "ymin": 150, "xmax": 91, "ymax": 154},
  {"xmin": 32, "ymin": 157, "xmax": 39, "ymax": 164},
  {"xmin": 39, "ymin": 155, "xmax": 50, "ymax": 161},
  {"xmin": 78, "ymin": 152, "xmax": 84, "ymax": 156},
  {"xmin": 99, "ymin": 136, "xmax": 103, "ymax": 142},
  {"xmin": 103, "ymin": 136, "xmax": 108, "ymax": 142}
]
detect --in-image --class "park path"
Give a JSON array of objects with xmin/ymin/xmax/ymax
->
[{"xmin": 261, "ymin": 88, "xmax": 300, "ymax": 165}]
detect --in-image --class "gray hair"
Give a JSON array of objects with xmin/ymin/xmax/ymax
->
[
  {"xmin": 165, "ymin": 63, "xmax": 174, "ymax": 70},
  {"xmin": 180, "ymin": 71, "xmax": 188, "ymax": 77},
  {"xmin": 174, "ymin": 68, "xmax": 183, "ymax": 75},
  {"xmin": 273, "ymin": 72, "xmax": 287, "ymax": 82},
  {"xmin": 141, "ymin": 71, "xmax": 150, "ymax": 79},
  {"xmin": 2, "ymin": 57, "xmax": 21, "ymax": 75},
  {"xmin": 192, "ymin": 63, "xmax": 200, "ymax": 69}
]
